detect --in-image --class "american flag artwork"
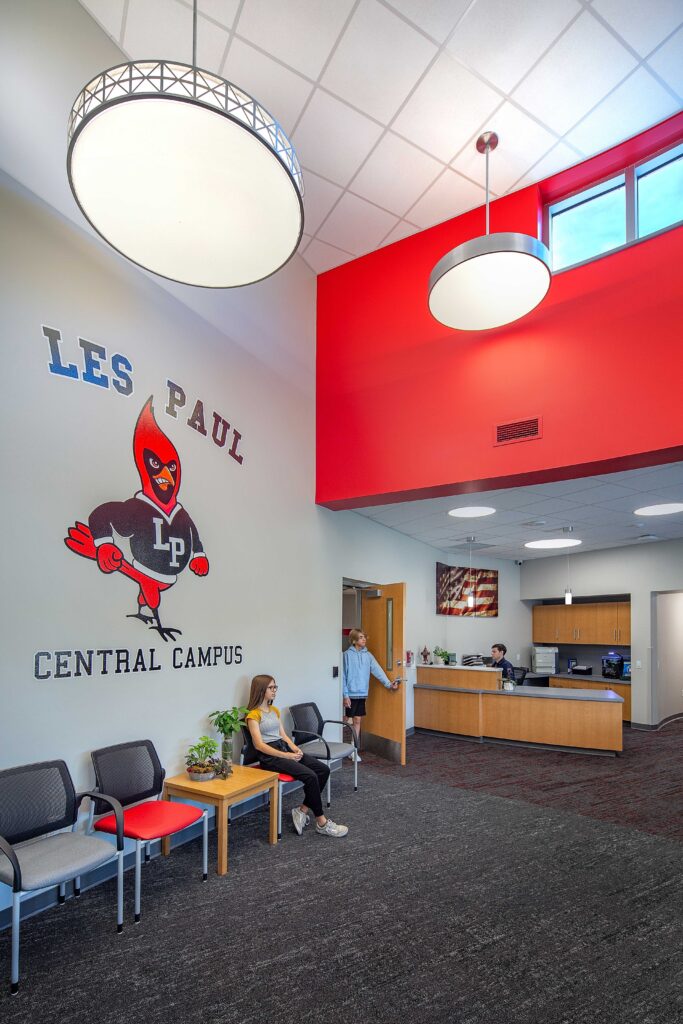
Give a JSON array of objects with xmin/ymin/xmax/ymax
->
[{"xmin": 436, "ymin": 562, "xmax": 498, "ymax": 617}]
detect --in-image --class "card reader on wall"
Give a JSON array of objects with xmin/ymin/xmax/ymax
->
[{"xmin": 571, "ymin": 665, "xmax": 593, "ymax": 675}]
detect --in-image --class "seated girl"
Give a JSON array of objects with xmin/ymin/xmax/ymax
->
[{"xmin": 246, "ymin": 674, "xmax": 348, "ymax": 838}]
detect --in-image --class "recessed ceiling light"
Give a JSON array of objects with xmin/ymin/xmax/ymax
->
[
  {"xmin": 448, "ymin": 506, "xmax": 496, "ymax": 518},
  {"xmin": 524, "ymin": 538, "xmax": 582, "ymax": 549},
  {"xmin": 633, "ymin": 503, "xmax": 683, "ymax": 516}
]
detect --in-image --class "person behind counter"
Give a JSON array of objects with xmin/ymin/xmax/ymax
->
[{"xmin": 491, "ymin": 643, "xmax": 515, "ymax": 682}]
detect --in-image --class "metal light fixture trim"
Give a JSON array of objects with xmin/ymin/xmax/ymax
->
[
  {"xmin": 428, "ymin": 132, "xmax": 551, "ymax": 331},
  {"xmin": 67, "ymin": 59, "xmax": 304, "ymax": 287}
]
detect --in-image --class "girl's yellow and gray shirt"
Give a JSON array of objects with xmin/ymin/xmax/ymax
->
[{"xmin": 245, "ymin": 706, "xmax": 281, "ymax": 744}]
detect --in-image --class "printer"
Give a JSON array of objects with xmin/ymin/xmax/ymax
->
[{"xmin": 531, "ymin": 646, "xmax": 559, "ymax": 674}]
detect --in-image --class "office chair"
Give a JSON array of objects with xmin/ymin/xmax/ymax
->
[
  {"xmin": 512, "ymin": 666, "xmax": 529, "ymax": 685},
  {"xmin": 289, "ymin": 702, "xmax": 359, "ymax": 804}
]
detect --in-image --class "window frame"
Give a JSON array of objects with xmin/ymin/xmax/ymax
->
[{"xmin": 543, "ymin": 141, "xmax": 683, "ymax": 274}]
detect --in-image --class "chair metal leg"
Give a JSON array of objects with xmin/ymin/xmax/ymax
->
[
  {"xmin": 116, "ymin": 851, "xmax": 124, "ymax": 933},
  {"xmin": 134, "ymin": 840, "xmax": 142, "ymax": 923},
  {"xmin": 58, "ymin": 882, "xmax": 66, "ymax": 905},
  {"xmin": 145, "ymin": 841, "xmax": 151, "ymax": 864},
  {"xmin": 278, "ymin": 782, "xmax": 283, "ymax": 840},
  {"xmin": 11, "ymin": 891, "xmax": 20, "ymax": 994},
  {"xmin": 354, "ymin": 748, "xmax": 358, "ymax": 791},
  {"xmin": 74, "ymin": 875, "xmax": 81, "ymax": 897},
  {"xmin": 325, "ymin": 772, "xmax": 331, "ymax": 808},
  {"xmin": 202, "ymin": 811, "xmax": 208, "ymax": 880}
]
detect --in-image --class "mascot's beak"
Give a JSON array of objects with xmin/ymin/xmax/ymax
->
[{"xmin": 154, "ymin": 466, "xmax": 174, "ymax": 491}]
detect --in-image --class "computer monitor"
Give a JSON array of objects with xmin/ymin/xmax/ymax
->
[{"xmin": 623, "ymin": 659, "xmax": 631, "ymax": 680}]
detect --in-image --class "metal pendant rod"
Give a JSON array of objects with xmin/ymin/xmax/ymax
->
[
  {"xmin": 192, "ymin": 0, "xmax": 198, "ymax": 69},
  {"xmin": 476, "ymin": 131, "xmax": 498, "ymax": 237}
]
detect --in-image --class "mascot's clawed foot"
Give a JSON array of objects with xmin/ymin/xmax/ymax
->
[{"xmin": 127, "ymin": 607, "xmax": 182, "ymax": 642}]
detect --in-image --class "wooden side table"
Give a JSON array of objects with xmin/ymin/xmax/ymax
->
[{"xmin": 162, "ymin": 764, "xmax": 279, "ymax": 875}]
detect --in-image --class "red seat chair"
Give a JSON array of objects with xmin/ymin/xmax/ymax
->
[
  {"xmin": 240, "ymin": 726, "xmax": 304, "ymax": 839},
  {"xmin": 89, "ymin": 740, "xmax": 208, "ymax": 922}
]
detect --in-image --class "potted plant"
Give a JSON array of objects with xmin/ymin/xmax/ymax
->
[
  {"xmin": 185, "ymin": 736, "xmax": 220, "ymax": 782},
  {"xmin": 209, "ymin": 705, "xmax": 247, "ymax": 777},
  {"xmin": 433, "ymin": 646, "xmax": 449, "ymax": 665}
]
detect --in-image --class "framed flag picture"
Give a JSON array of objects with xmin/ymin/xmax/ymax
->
[{"xmin": 436, "ymin": 562, "xmax": 498, "ymax": 617}]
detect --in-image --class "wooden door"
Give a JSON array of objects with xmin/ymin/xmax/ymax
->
[
  {"xmin": 616, "ymin": 602, "xmax": 631, "ymax": 644},
  {"xmin": 360, "ymin": 582, "xmax": 407, "ymax": 765},
  {"xmin": 595, "ymin": 603, "xmax": 619, "ymax": 644},
  {"xmin": 532, "ymin": 605, "xmax": 559, "ymax": 643}
]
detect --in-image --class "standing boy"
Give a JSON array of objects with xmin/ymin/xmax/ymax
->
[{"xmin": 343, "ymin": 629, "xmax": 400, "ymax": 759}]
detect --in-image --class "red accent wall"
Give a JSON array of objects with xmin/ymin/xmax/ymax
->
[{"xmin": 316, "ymin": 116, "xmax": 683, "ymax": 510}]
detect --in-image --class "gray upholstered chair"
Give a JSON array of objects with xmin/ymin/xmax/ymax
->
[
  {"xmin": 0, "ymin": 759, "xmax": 124, "ymax": 994},
  {"xmin": 289, "ymin": 702, "xmax": 359, "ymax": 806}
]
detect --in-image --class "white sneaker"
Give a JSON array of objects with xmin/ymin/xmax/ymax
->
[
  {"xmin": 315, "ymin": 819, "xmax": 349, "ymax": 838},
  {"xmin": 347, "ymin": 750, "xmax": 361, "ymax": 762},
  {"xmin": 291, "ymin": 807, "xmax": 309, "ymax": 835}
]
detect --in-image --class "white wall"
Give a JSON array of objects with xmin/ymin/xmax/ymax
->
[
  {"xmin": 520, "ymin": 540, "xmax": 683, "ymax": 724},
  {"xmin": 654, "ymin": 592, "xmax": 683, "ymax": 723}
]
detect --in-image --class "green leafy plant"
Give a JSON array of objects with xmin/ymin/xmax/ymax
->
[
  {"xmin": 433, "ymin": 646, "xmax": 449, "ymax": 661},
  {"xmin": 185, "ymin": 735, "xmax": 219, "ymax": 773},
  {"xmin": 209, "ymin": 706, "xmax": 248, "ymax": 738}
]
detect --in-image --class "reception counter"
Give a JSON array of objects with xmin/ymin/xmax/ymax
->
[{"xmin": 415, "ymin": 666, "xmax": 623, "ymax": 753}]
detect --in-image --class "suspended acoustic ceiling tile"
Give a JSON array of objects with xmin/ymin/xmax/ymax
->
[
  {"xmin": 236, "ymin": 0, "xmax": 356, "ymax": 80},
  {"xmin": 195, "ymin": 1, "xmax": 241, "ymax": 30},
  {"xmin": 350, "ymin": 132, "xmax": 444, "ymax": 217},
  {"xmin": 80, "ymin": 0, "xmax": 126, "ymax": 43},
  {"xmin": 646, "ymin": 26, "xmax": 683, "ymax": 99},
  {"xmin": 223, "ymin": 38, "xmax": 312, "ymax": 134},
  {"xmin": 317, "ymin": 192, "xmax": 399, "ymax": 256},
  {"xmin": 125, "ymin": 0, "xmax": 228, "ymax": 70},
  {"xmin": 591, "ymin": 0, "xmax": 683, "ymax": 59},
  {"xmin": 405, "ymin": 168, "xmax": 486, "ymax": 230},
  {"xmin": 512, "ymin": 10, "xmax": 638, "ymax": 136},
  {"xmin": 384, "ymin": 0, "xmax": 472, "ymax": 45},
  {"xmin": 567, "ymin": 67, "xmax": 680, "ymax": 156},
  {"xmin": 446, "ymin": 0, "xmax": 582, "ymax": 94},
  {"xmin": 379, "ymin": 219, "xmax": 421, "ymax": 249},
  {"xmin": 299, "ymin": 170, "xmax": 344, "ymax": 236},
  {"xmin": 301, "ymin": 238, "xmax": 354, "ymax": 275},
  {"xmin": 513, "ymin": 141, "xmax": 585, "ymax": 190},
  {"xmin": 321, "ymin": 0, "xmax": 437, "ymax": 124},
  {"xmin": 393, "ymin": 51, "xmax": 502, "ymax": 163},
  {"xmin": 452, "ymin": 102, "xmax": 558, "ymax": 195},
  {"xmin": 292, "ymin": 90, "xmax": 383, "ymax": 186}
]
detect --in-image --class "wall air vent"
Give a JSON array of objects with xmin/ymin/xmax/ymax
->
[{"xmin": 494, "ymin": 416, "xmax": 542, "ymax": 446}]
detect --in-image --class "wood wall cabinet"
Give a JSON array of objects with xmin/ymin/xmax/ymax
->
[
  {"xmin": 532, "ymin": 601, "xmax": 631, "ymax": 646},
  {"xmin": 550, "ymin": 677, "xmax": 631, "ymax": 722}
]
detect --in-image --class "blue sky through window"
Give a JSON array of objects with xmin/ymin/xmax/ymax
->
[
  {"xmin": 551, "ymin": 185, "xmax": 626, "ymax": 270},
  {"xmin": 638, "ymin": 155, "xmax": 683, "ymax": 237}
]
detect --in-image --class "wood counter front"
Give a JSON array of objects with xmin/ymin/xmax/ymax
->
[
  {"xmin": 416, "ymin": 666, "xmax": 502, "ymax": 691},
  {"xmin": 414, "ymin": 683, "xmax": 623, "ymax": 753}
]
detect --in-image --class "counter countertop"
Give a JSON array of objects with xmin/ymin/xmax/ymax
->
[
  {"xmin": 552, "ymin": 671, "xmax": 631, "ymax": 686},
  {"xmin": 418, "ymin": 663, "xmax": 499, "ymax": 672},
  {"xmin": 415, "ymin": 682, "xmax": 623, "ymax": 703}
]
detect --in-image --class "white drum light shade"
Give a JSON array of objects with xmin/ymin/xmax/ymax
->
[
  {"xmin": 525, "ymin": 539, "xmax": 582, "ymax": 550},
  {"xmin": 633, "ymin": 503, "xmax": 683, "ymax": 516},
  {"xmin": 67, "ymin": 62, "xmax": 304, "ymax": 287},
  {"xmin": 428, "ymin": 233, "xmax": 551, "ymax": 331},
  {"xmin": 448, "ymin": 506, "xmax": 496, "ymax": 518}
]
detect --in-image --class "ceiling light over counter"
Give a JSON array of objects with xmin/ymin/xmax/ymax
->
[
  {"xmin": 67, "ymin": 1, "xmax": 303, "ymax": 287},
  {"xmin": 633, "ymin": 503, "xmax": 683, "ymax": 516},
  {"xmin": 525, "ymin": 538, "xmax": 582, "ymax": 550},
  {"xmin": 428, "ymin": 132, "xmax": 551, "ymax": 331},
  {"xmin": 448, "ymin": 506, "xmax": 496, "ymax": 518}
]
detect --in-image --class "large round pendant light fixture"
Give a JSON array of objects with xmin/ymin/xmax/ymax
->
[
  {"xmin": 428, "ymin": 132, "xmax": 551, "ymax": 331},
  {"xmin": 67, "ymin": 2, "xmax": 303, "ymax": 288}
]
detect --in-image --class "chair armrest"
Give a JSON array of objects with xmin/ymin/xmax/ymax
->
[
  {"xmin": 292, "ymin": 730, "xmax": 331, "ymax": 760},
  {"xmin": 77, "ymin": 791, "xmax": 125, "ymax": 851},
  {"xmin": 323, "ymin": 719, "xmax": 359, "ymax": 748},
  {"xmin": 0, "ymin": 834, "xmax": 22, "ymax": 892}
]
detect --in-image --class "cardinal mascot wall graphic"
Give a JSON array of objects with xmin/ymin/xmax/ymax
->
[{"xmin": 65, "ymin": 397, "xmax": 209, "ymax": 641}]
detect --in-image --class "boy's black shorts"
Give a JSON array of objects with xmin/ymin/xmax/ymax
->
[{"xmin": 345, "ymin": 697, "xmax": 367, "ymax": 718}]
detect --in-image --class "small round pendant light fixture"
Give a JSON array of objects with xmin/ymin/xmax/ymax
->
[
  {"xmin": 428, "ymin": 132, "xmax": 551, "ymax": 331},
  {"xmin": 67, "ymin": 1, "xmax": 303, "ymax": 288}
]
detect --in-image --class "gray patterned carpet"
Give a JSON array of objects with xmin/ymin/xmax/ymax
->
[{"xmin": 1, "ymin": 761, "xmax": 682, "ymax": 1023}]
